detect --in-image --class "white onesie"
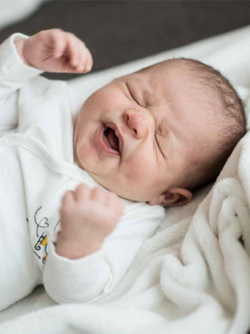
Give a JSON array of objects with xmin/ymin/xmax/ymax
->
[{"xmin": 0, "ymin": 33, "xmax": 165, "ymax": 311}]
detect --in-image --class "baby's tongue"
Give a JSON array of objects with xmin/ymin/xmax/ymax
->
[{"xmin": 107, "ymin": 129, "xmax": 119, "ymax": 151}]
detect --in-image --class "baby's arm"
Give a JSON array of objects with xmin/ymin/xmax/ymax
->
[
  {"xmin": 43, "ymin": 185, "xmax": 164, "ymax": 305},
  {"xmin": 0, "ymin": 29, "xmax": 92, "ymax": 132},
  {"xmin": 14, "ymin": 29, "xmax": 93, "ymax": 74},
  {"xmin": 0, "ymin": 33, "xmax": 42, "ymax": 131},
  {"xmin": 43, "ymin": 184, "xmax": 125, "ymax": 303}
]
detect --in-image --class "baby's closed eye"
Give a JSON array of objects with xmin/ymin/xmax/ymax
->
[{"xmin": 126, "ymin": 83, "xmax": 142, "ymax": 107}]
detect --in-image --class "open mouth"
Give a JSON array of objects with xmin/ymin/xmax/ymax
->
[
  {"xmin": 96, "ymin": 124, "xmax": 121, "ymax": 156},
  {"xmin": 103, "ymin": 126, "xmax": 120, "ymax": 153}
]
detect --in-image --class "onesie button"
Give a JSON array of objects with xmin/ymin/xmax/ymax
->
[
  {"xmin": 79, "ymin": 171, "xmax": 89, "ymax": 182},
  {"xmin": 0, "ymin": 136, "xmax": 11, "ymax": 146}
]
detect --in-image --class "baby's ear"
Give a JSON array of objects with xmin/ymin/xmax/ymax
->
[{"xmin": 148, "ymin": 187, "xmax": 193, "ymax": 207}]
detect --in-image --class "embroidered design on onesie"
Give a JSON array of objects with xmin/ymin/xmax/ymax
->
[
  {"xmin": 32, "ymin": 206, "xmax": 60, "ymax": 265},
  {"xmin": 34, "ymin": 233, "xmax": 48, "ymax": 264}
]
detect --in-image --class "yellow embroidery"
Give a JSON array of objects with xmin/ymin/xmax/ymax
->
[{"xmin": 41, "ymin": 235, "xmax": 48, "ymax": 246}]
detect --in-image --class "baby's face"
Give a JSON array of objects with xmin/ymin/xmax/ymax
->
[{"xmin": 74, "ymin": 60, "xmax": 209, "ymax": 202}]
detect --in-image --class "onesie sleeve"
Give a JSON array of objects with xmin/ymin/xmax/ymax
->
[
  {"xmin": 43, "ymin": 202, "xmax": 165, "ymax": 304},
  {"xmin": 0, "ymin": 33, "xmax": 43, "ymax": 131}
]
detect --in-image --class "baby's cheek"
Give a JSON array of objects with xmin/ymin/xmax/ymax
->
[{"xmin": 125, "ymin": 155, "xmax": 154, "ymax": 180}]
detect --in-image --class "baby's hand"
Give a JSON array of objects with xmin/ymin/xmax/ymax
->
[
  {"xmin": 56, "ymin": 184, "xmax": 124, "ymax": 259},
  {"xmin": 14, "ymin": 29, "xmax": 93, "ymax": 73}
]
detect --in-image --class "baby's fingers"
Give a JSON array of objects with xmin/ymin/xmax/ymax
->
[
  {"xmin": 66, "ymin": 33, "xmax": 93, "ymax": 73},
  {"xmin": 45, "ymin": 29, "xmax": 67, "ymax": 59},
  {"xmin": 75, "ymin": 183, "xmax": 91, "ymax": 201},
  {"xmin": 74, "ymin": 43, "xmax": 93, "ymax": 73},
  {"xmin": 79, "ymin": 46, "xmax": 93, "ymax": 72},
  {"xmin": 66, "ymin": 33, "xmax": 81, "ymax": 68},
  {"xmin": 61, "ymin": 190, "xmax": 75, "ymax": 211},
  {"xmin": 90, "ymin": 186, "xmax": 108, "ymax": 204}
]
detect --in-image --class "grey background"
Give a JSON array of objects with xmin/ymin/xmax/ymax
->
[{"xmin": 0, "ymin": 1, "xmax": 249, "ymax": 81}]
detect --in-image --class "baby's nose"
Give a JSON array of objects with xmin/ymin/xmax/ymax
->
[{"xmin": 123, "ymin": 108, "xmax": 153, "ymax": 139}]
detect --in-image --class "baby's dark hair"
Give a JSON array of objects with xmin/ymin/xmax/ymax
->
[{"xmin": 174, "ymin": 58, "xmax": 246, "ymax": 192}]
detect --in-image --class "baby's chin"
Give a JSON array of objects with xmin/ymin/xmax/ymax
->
[{"xmin": 97, "ymin": 180, "xmax": 153, "ymax": 203}]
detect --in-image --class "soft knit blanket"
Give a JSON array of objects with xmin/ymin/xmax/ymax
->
[{"xmin": 0, "ymin": 25, "xmax": 250, "ymax": 334}]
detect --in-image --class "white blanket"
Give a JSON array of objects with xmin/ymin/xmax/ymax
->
[{"xmin": 1, "ymin": 25, "xmax": 250, "ymax": 334}]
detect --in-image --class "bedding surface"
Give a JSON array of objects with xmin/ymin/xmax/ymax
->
[{"xmin": 0, "ymin": 25, "xmax": 250, "ymax": 334}]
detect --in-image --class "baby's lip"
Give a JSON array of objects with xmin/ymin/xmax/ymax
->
[{"xmin": 105, "ymin": 122, "xmax": 123, "ymax": 155}]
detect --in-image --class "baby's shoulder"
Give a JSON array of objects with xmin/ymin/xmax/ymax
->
[{"xmin": 18, "ymin": 76, "xmax": 67, "ymax": 107}]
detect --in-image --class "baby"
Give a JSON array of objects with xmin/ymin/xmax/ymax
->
[{"xmin": 0, "ymin": 29, "xmax": 245, "ymax": 309}]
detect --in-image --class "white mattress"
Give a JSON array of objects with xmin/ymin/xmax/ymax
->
[{"xmin": 1, "ymin": 25, "xmax": 250, "ymax": 333}]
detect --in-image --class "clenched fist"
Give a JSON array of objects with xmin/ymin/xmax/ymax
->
[
  {"xmin": 56, "ymin": 184, "xmax": 124, "ymax": 259},
  {"xmin": 15, "ymin": 29, "xmax": 93, "ymax": 73}
]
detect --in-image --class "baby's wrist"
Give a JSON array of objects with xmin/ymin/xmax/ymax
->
[
  {"xmin": 55, "ymin": 233, "xmax": 102, "ymax": 259},
  {"xmin": 14, "ymin": 39, "xmax": 32, "ymax": 67}
]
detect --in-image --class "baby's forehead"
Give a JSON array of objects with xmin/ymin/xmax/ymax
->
[
  {"xmin": 125, "ymin": 60, "xmax": 217, "ymax": 122},
  {"xmin": 132, "ymin": 60, "xmax": 190, "ymax": 94},
  {"xmin": 125, "ymin": 64, "xmax": 168, "ymax": 102},
  {"xmin": 138, "ymin": 59, "xmax": 186, "ymax": 77}
]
